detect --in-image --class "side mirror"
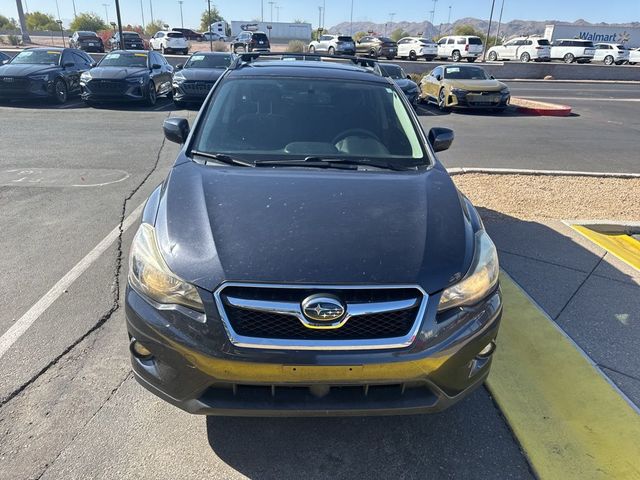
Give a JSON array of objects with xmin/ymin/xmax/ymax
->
[
  {"xmin": 428, "ymin": 127, "xmax": 454, "ymax": 153},
  {"xmin": 63, "ymin": 61, "xmax": 75, "ymax": 68},
  {"xmin": 1, "ymin": 59, "xmax": 8, "ymax": 65},
  {"xmin": 435, "ymin": 74, "xmax": 442, "ymax": 81},
  {"xmin": 175, "ymin": 63, "xmax": 184, "ymax": 70},
  {"xmin": 490, "ymin": 75, "xmax": 495, "ymax": 79},
  {"xmin": 90, "ymin": 62, "xmax": 97, "ymax": 68},
  {"xmin": 163, "ymin": 117, "xmax": 190, "ymax": 144},
  {"xmin": 407, "ymin": 74, "xmax": 412, "ymax": 79},
  {"xmin": 152, "ymin": 63, "xmax": 162, "ymax": 69}
]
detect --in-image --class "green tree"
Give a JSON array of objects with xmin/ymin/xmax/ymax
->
[
  {"xmin": 69, "ymin": 12, "xmax": 107, "ymax": 32},
  {"xmin": 0, "ymin": 15, "xmax": 18, "ymax": 30},
  {"xmin": 353, "ymin": 31, "xmax": 367, "ymax": 42},
  {"xmin": 453, "ymin": 24, "xmax": 482, "ymax": 37},
  {"xmin": 144, "ymin": 19, "xmax": 164, "ymax": 36},
  {"xmin": 200, "ymin": 7, "xmax": 223, "ymax": 32},
  {"xmin": 25, "ymin": 11, "xmax": 59, "ymax": 31},
  {"xmin": 390, "ymin": 28, "xmax": 410, "ymax": 42}
]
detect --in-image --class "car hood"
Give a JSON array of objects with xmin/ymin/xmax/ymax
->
[
  {"xmin": 88, "ymin": 66, "xmax": 148, "ymax": 79},
  {"xmin": 0, "ymin": 64, "xmax": 60, "ymax": 77},
  {"xmin": 394, "ymin": 78, "xmax": 418, "ymax": 91},
  {"xmin": 177, "ymin": 68, "xmax": 225, "ymax": 82},
  {"xmin": 445, "ymin": 79, "xmax": 503, "ymax": 91},
  {"xmin": 153, "ymin": 161, "xmax": 474, "ymax": 294}
]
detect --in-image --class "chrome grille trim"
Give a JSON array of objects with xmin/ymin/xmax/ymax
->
[{"xmin": 213, "ymin": 283, "xmax": 428, "ymax": 351}]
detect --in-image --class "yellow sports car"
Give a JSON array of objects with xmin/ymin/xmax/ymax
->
[{"xmin": 419, "ymin": 64, "xmax": 510, "ymax": 111}]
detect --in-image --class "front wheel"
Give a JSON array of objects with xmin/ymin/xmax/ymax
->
[
  {"xmin": 409, "ymin": 50, "xmax": 417, "ymax": 61},
  {"xmin": 452, "ymin": 50, "xmax": 461, "ymax": 62},
  {"xmin": 604, "ymin": 55, "xmax": 614, "ymax": 65},
  {"xmin": 161, "ymin": 45, "xmax": 166, "ymax": 54},
  {"xmin": 488, "ymin": 51, "xmax": 498, "ymax": 61},
  {"xmin": 466, "ymin": 57, "xmax": 476, "ymax": 63},
  {"xmin": 53, "ymin": 78, "xmax": 68, "ymax": 104},
  {"xmin": 369, "ymin": 49, "xmax": 378, "ymax": 59},
  {"xmin": 563, "ymin": 53, "xmax": 575, "ymax": 63},
  {"xmin": 438, "ymin": 88, "xmax": 449, "ymax": 111},
  {"xmin": 145, "ymin": 81, "xmax": 157, "ymax": 106},
  {"xmin": 308, "ymin": 45, "xmax": 315, "ymax": 53},
  {"xmin": 328, "ymin": 46, "xmax": 335, "ymax": 55},
  {"xmin": 520, "ymin": 52, "xmax": 531, "ymax": 62}
]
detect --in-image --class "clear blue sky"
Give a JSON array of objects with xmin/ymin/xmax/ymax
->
[{"xmin": 2, "ymin": 0, "xmax": 639, "ymax": 29}]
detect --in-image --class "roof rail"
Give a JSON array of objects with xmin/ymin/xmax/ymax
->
[{"xmin": 230, "ymin": 52, "xmax": 383, "ymax": 75}]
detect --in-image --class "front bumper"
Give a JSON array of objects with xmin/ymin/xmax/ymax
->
[
  {"xmin": 0, "ymin": 77, "xmax": 55, "ymax": 100},
  {"xmin": 126, "ymin": 284, "xmax": 502, "ymax": 416},
  {"xmin": 172, "ymin": 81, "xmax": 214, "ymax": 103},
  {"xmin": 81, "ymin": 79, "xmax": 146, "ymax": 102},
  {"xmin": 447, "ymin": 90, "xmax": 510, "ymax": 109}
]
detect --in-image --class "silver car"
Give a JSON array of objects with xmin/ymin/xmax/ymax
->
[{"xmin": 308, "ymin": 35, "xmax": 356, "ymax": 56}]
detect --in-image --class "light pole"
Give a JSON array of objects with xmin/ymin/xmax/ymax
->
[
  {"xmin": 483, "ymin": 0, "xmax": 496, "ymax": 61},
  {"xmin": 149, "ymin": 0, "xmax": 154, "ymax": 25},
  {"xmin": 207, "ymin": 0, "xmax": 213, "ymax": 51},
  {"xmin": 447, "ymin": 5, "xmax": 452, "ymax": 32},
  {"xmin": 15, "ymin": 0, "xmax": 31, "ymax": 43},
  {"xmin": 103, "ymin": 4, "xmax": 110, "ymax": 25},
  {"xmin": 494, "ymin": 0, "xmax": 505, "ymax": 47},
  {"xmin": 322, "ymin": 0, "xmax": 326, "ymax": 29},
  {"xmin": 114, "ymin": 0, "xmax": 124, "ymax": 53},
  {"xmin": 56, "ymin": 19, "xmax": 64, "ymax": 47},
  {"xmin": 317, "ymin": 6, "xmax": 322, "ymax": 32},
  {"xmin": 140, "ymin": 0, "xmax": 145, "ymax": 26},
  {"xmin": 178, "ymin": 1, "xmax": 184, "ymax": 28},
  {"xmin": 71, "ymin": 0, "xmax": 77, "ymax": 17},
  {"xmin": 261, "ymin": 0, "xmax": 264, "ymax": 22},
  {"xmin": 268, "ymin": 1, "xmax": 275, "ymax": 22},
  {"xmin": 350, "ymin": 0, "xmax": 354, "ymax": 35},
  {"xmin": 275, "ymin": 6, "xmax": 282, "ymax": 22}
]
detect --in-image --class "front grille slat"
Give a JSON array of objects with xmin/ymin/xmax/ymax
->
[
  {"xmin": 182, "ymin": 81, "xmax": 215, "ymax": 94},
  {"xmin": 88, "ymin": 80, "xmax": 127, "ymax": 94}
]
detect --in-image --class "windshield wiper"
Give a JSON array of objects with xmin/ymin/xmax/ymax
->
[
  {"xmin": 255, "ymin": 158, "xmax": 358, "ymax": 170},
  {"xmin": 300, "ymin": 156, "xmax": 415, "ymax": 171},
  {"xmin": 190, "ymin": 151, "xmax": 255, "ymax": 167}
]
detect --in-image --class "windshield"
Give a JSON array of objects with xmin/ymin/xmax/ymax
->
[
  {"xmin": 444, "ymin": 66, "xmax": 489, "ymax": 80},
  {"xmin": 10, "ymin": 50, "xmax": 61, "ymax": 65},
  {"xmin": 99, "ymin": 52, "xmax": 148, "ymax": 68},
  {"xmin": 380, "ymin": 64, "xmax": 406, "ymax": 80},
  {"xmin": 337, "ymin": 36, "xmax": 353, "ymax": 42},
  {"xmin": 123, "ymin": 33, "xmax": 141, "ymax": 39},
  {"xmin": 537, "ymin": 39, "xmax": 551, "ymax": 45},
  {"xmin": 185, "ymin": 53, "xmax": 232, "ymax": 69},
  {"xmin": 192, "ymin": 77, "xmax": 426, "ymax": 164},
  {"xmin": 378, "ymin": 37, "xmax": 394, "ymax": 43},
  {"xmin": 78, "ymin": 31, "xmax": 97, "ymax": 37}
]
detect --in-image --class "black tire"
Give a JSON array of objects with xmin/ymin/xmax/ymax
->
[
  {"xmin": 309, "ymin": 45, "xmax": 315, "ymax": 53},
  {"xmin": 409, "ymin": 50, "xmax": 417, "ymax": 61},
  {"xmin": 604, "ymin": 55, "xmax": 614, "ymax": 65},
  {"xmin": 369, "ymin": 49, "xmax": 378, "ymax": 59},
  {"xmin": 520, "ymin": 52, "xmax": 531, "ymax": 62},
  {"xmin": 488, "ymin": 51, "xmax": 498, "ymax": 61},
  {"xmin": 438, "ymin": 88, "xmax": 449, "ymax": 111},
  {"xmin": 53, "ymin": 78, "xmax": 68, "ymax": 104},
  {"xmin": 466, "ymin": 57, "xmax": 476, "ymax": 63},
  {"xmin": 563, "ymin": 53, "xmax": 575, "ymax": 63},
  {"xmin": 182, "ymin": 49, "xmax": 189, "ymax": 55},
  {"xmin": 386, "ymin": 55, "xmax": 395, "ymax": 60},
  {"xmin": 425, "ymin": 56, "xmax": 436, "ymax": 61},
  {"xmin": 145, "ymin": 81, "xmax": 157, "ymax": 106},
  {"xmin": 452, "ymin": 50, "xmax": 461, "ymax": 62},
  {"xmin": 328, "ymin": 46, "xmax": 335, "ymax": 55}
]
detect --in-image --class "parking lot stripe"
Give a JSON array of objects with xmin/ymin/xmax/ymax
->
[
  {"xmin": 0, "ymin": 203, "xmax": 144, "ymax": 361},
  {"xmin": 487, "ymin": 274, "xmax": 640, "ymax": 479},
  {"xmin": 521, "ymin": 96, "xmax": 640, "ymax": 102},
  {"xmin": 571, "ymin": 225, "xmax": 640, "ymax": 272}
]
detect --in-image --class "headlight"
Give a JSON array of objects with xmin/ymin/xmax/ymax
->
[
  {"xmin": 500, "ymin": 87, "xmax": 510, "ymax": 94},
  {"xmin": 172, "ymin": 74, "xmax": 186, "ymax": 84},
  {"xmin": 80, "ymin": 72, "xmax": 92, "ymax": 81},
  {"xmin": 128, "ymin": 76, "xmax": 145, "ymax": 84},
  {"xmin": 437, "ymin": 230, "xmax": 499, "ymax": 312},
  {"xmin": 28, "ymin": 74, "xmax": 49, "ymax": 81},
  {"xmin": 129, "ymin": 223, "xmax": 204, "ymax": 312},
  {"xmin": 451, "ymin": 88, "xmax": 468, "ymax": 96}
]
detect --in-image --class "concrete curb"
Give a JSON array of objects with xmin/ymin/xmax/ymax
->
[
  {"xmin": 446, "ymin": 167, "xmax": 640, "ymax": 179},
  {"xmin": 510, "ymin": 96, "xmax": 572, "ymax": 116},
  {"xmin": 505, "ymin": 78, "xmax": 640, "ymax": 85}
]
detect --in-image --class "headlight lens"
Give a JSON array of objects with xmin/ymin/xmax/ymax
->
[
  {"xmin": 80, "ymin": 71, "xmax": 92, "ymax": 81},
  {"xmin": 500, "ymin": 87, "xmax": 510, "ymax": 94},
  {"xmin": 129, "ymin": 223, "xmax": 204, "ymax": 312},
  {"xmin": 172, "ymin": 74, "xmax": 186, "ymax": 84},
  {"xmin": 437, "ymin": 230, "xmax": 499, "ymax": 312},
  {"xmin": 451, "ymin": 88, "xmax": 468, "ymax": 96},
  {"xmin": 128, "ymin": 76, "xmax": 145, "ymax": 84},
  {"xmin": 28, "ymin": 74, "xmax": 49, "ymax": 81}
]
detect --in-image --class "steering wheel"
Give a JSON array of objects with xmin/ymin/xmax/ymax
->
[{"xmin": 332, "ymin": 128, "xmax": 381, "ymax": 145}]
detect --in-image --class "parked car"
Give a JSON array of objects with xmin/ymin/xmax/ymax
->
[
  {"xmin": 0, "ymin": 47, "xmax": 93, "ymax": 104},
  {"xmin": 420, "ymin": 64, "xmax": 510, "ymax": 111},
  {"xmin": 549, "ymin": 39, "xmax": 595, "ymax": 63},
  {"xmin": 436, "ymin": 36, "xmax": 483, "ymax": 62},
  {"xmin": 308, "ymin": 35, "xmax": 356, "ymax": 55},
  {"xmin": 0, "ymin": 51, "xmax": 11, "ymax": 65},
  {"xmin": 380, "ymin": 63, "xmax": 420, "ymax": 105},
  {"xmin": 69, "ymin": 31, "xmax": 105, "ymax": 53},
  {"xmin": 109, "ymin": 31, "xmax": 146, "ymax": 51},
  {"xmin": 203, "ymin": 31, "xmax": 227, "ymax": 42},
  {"xmin": 397, "ymin": 37, "xmax": 437, "ymax": 61},
  {"xmin": 80, "ymin": 50, "xmax": 173, "ymax": 106},
  {"xmin": 126, "ymin": 54, "xmax": 502, "ymax": 417},
  {"xmin": 593, "ymin": 43, "xmax": 630, "ymax": 65},
  {"xmin": 172, "ymin": 52, "xmax": 234, "ymax": 107},
  {"xmin": 629, "ymin": 48, "xmax": 640, "ymax": 65},
  {"xmin": 486, "ymin": 36, "xmax": 551, "ymax": 62},
  {"xmin": 230, "ymin": 31, "xmax": 270, "ymax": 53},
  {"xmin": 171, "ymin": 28, "xmax": 204, "ymax": 42},
  {"xmin": 355, "ymin": 36, "xmax": 397, "ymax": 60},
  {"xmin": 150, "ymin": 31, "xmax": 189, "ymax": 55}
]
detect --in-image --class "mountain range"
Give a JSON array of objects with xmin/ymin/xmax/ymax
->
[{"xmin": 328, "ymin": 18, "xmax": 640, "ymax": 39}]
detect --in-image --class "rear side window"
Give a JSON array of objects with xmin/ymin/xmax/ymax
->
[
  {"xmin": 167, "ymin": 32, "xmax": 184, "ymax": 38},
  {"xmin": 338, "ymin": 36, "xmax": 353, "ymax": 42},
  {"xmin": 457, "ymin": 38, "xmax": 465, "ymax": 44},
  {"xmin": 468, "ymin": 37, "xmax": 483, "ymax": 45},
  {"xmin": 537, "ymin": 39, "xmax": 551, "ymax": 46},
  {"xmin": 253, "ymin": 33, "xmax": 269, "ymax": 43},
  {"xmin": 447, "ymin": 38, "xmax": 455, "ymax": 44}
]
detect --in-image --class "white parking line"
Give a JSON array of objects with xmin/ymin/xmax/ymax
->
[
  {"xmin": 521, "ymin": 96, "xmax": 640, "ymax": 102},
  {"xmin": 0, "ymin": 202, "xmax": 144, "ymax": 361}
]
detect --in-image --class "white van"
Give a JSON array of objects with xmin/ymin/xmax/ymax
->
[
  {"xmin": 550, "ymin": 39, "xmax": 595, "ymax": 63},
  {"xmin": 436, "ymin": 36, "xmax": 484, "ymax": 62}
]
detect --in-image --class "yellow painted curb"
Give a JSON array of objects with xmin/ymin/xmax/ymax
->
[
  {"xmin": 571, "ymin": 225, "xmax": 640, "ymax": 272},
  {"xmin": 487, "ymin": 274, "xmax": 640, "ymax": 480}
]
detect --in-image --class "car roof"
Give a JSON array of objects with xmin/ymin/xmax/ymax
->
[
  {"xmin": 109, "ymin": 49, "xmax": 149, "ymax": 54},
  {"xmin": 190, "ymin": 51, "xmax": 231, "ymax": 56},
  {"xmin": 228, "ymin": 60, "xmax": 389, "ymax": 83},
  {"xmin": 26, "ymin": 47, "xmax": 65, "ymax": 52}
]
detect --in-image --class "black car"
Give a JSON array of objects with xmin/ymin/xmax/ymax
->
[
  {"xmin": 80, "ymin": 50, "xmax": 173, "ymax": 106},
  {"xmin": 0, "ymin": 51, "xmax": 11, "ymax": 65},
  {"xmin": 126, "ymin": 54, "xmax": 502, "ymax": 416},
  {"xmin": 356, "ymin": 36, "xmax": 398, "ymax": 59},
  {"xmin": 109, "ymin": 31, "xmax": 145, "ymax": 51},
  {"xmin": 230, "ymin": 31, "xmax": 270, "ymax": 53},
  {"xmin": 69, "ymin": 31, "xmax": 105, "ymax": 52},
  {"xmin": 172, "ymin": 52, "xmax": 233, "ymax": 107},
  {"xmin": 172, "ymin": 28, "xmax": 205, "ymax": 42},
  {"xmin": 0, "ymin": 47, "xmax": 93, "ymax": 104},
  {"xmin": 380, "ymin": 63, "xmax": 420, "ymax": 105}
]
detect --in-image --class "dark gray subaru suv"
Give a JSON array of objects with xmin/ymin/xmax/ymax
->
[{"xmin": 126, "ymin": 54, "xmax": 502, "ymax": 416}]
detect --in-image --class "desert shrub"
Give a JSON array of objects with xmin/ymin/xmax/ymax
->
[
  {"xmin": 212, "ymin": 41, "xmax": 228, "ymax": 52},
  {"xmin": 287, "ymin": 40, "xmax": 305, "ymax": 53}
]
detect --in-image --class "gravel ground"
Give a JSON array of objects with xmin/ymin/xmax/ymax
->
[{"xmin": 452, "ymin": 173, "xmax": 640, "ymax": 222}]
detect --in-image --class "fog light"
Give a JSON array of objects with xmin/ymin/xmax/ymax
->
[
  {"xmin": 478, "ymin": 341, "xmax": 496, "ymax": 358},
  {"xmin": 130, "ymin": 339, "xmax": 153, "ymax": 360}
]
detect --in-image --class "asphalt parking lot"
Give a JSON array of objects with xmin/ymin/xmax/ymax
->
[{"xmin": 0, "ymin": 81, "xmax": 639, "ymax": 479}]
